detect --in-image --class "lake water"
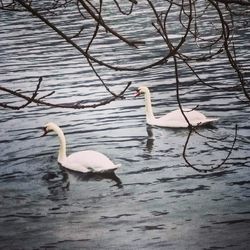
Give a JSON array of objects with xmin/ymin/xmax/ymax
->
[{"xmin": 0, "ymin": 2, "xmax": 250, "ymax": 249}]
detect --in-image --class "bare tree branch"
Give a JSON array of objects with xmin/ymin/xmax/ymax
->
[
  {"xmin": 183, "ymin": 125, "xmax": 238, "ymax": 172},
  {"xmin": 216, "ymin": 0, "xmax": 250, "ymax": 6},
  {"xmin": 1, "ymin": 0, "xmax": 248, "ymax": 171},
  {"xmin": 0, "ymin": 79, "xmax": 131, "ymax": 110}
]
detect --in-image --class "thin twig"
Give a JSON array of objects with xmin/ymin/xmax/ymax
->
[{"xmin": 183, "ymin": 125, "xmax": 238, "ymax": 172}]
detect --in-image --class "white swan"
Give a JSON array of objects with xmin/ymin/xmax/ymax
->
[
  {"xmin": 135, "ymin": 86, "xmax": 218, "ymax": 128},
  {"xmin": 42, "ymin": 122, "xmax": 120, "ymax": 173}
]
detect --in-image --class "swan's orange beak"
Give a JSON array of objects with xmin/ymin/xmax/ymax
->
[
  {"xmin": 134, "ymin": 89, "xmax": 141, "ymax": 97},
  {"xmin": 41, "ymin": 127, "xmax": 48, "ymax": 137}
]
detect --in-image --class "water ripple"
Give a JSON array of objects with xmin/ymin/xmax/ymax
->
[{"xmin": 0, "ymin": 2, "xmax": 249, "ymax": 250}]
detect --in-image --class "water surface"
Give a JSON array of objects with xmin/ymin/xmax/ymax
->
[{"xmin": 0, "ymin": 2, "xmax": 250, "ymax": 249}]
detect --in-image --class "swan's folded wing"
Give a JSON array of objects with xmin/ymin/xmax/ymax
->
[{"xmin": 62, "ymin": 150, "xmax": 119, "ymax": 173}]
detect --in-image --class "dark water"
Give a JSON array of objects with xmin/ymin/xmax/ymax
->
[{"xmin": 0, "ymin": 2, "xmax": 250, "ymax": 249}]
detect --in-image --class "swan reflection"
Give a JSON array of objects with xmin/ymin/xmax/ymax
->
[
  {"xmin": 43, "ymin": 165, "xmax": 122, "ymax": 195},
  {"xmin": 146, "ymin": 125, "xmax": 155, "ymax": 152}
]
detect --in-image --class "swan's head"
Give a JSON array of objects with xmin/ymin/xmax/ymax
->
[
  {"xmin": 135, "ymin": 86, "xmax": 150, "ymax": 97},
  {"xmin": 41, "ymin": 122, "xmax": 58, "ymax": 136}
]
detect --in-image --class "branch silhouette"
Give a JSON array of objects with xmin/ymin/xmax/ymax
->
[
  {"xmin": 183, "ymin": 125, "xmax": 238, "ymax": 173},
  {"xmin": 1, "ymin": 0, "xmax": 248, "ymax": 171},
  {"xmin": 0, "ymin": 78, "xmax": 131, "ymax": 110}
]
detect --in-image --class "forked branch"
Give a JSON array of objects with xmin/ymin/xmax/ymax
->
[{"xmin": 0, "ymin": 78, "xmax": 131, "ymax": 110}]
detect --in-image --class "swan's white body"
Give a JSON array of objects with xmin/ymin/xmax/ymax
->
[
  {"xmin": 136, "ymin": 86, "xmax": 218, "ymax": 128},
  {"xmin": 42, "ymin": 122, "xmax": 119, "ymax": 173}
]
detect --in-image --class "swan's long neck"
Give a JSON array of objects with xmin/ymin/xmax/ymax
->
[
  {"xmin": 144, "ymin": 90, "xmax": 155, "ymax": 123},
  {"xmin": 53, "ymin": 125, "xmax": 67, "ymax": 163}
]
